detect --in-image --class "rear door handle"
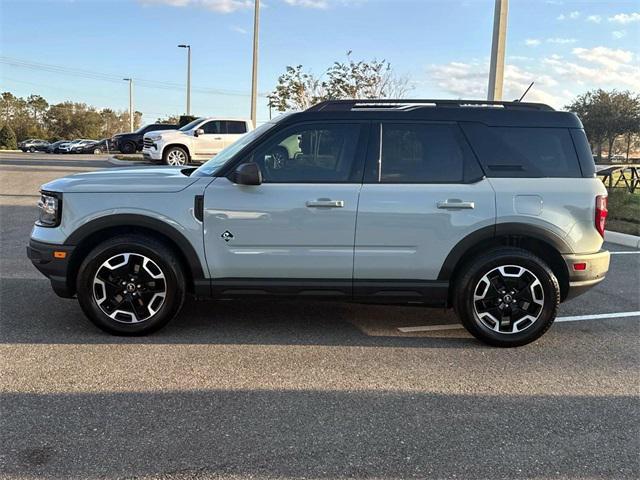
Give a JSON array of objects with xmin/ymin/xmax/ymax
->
[
  {"xmin": 306, "ymin": 199, "xmax": 345, "ymax": 208},
  {"xmin": 437, "ymin": 199, "xmax": 475, "ymax": 209},
  {"xmin": 213, "ymin": 137, "xmax": 223, "ymax": 140}
]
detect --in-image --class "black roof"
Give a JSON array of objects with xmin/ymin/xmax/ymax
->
[{"xmin": 278, "ymin": 99, "xmax": 582, "ymax": 129}]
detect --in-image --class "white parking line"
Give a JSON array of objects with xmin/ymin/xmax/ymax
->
[
  {"xmin": 397, "ymin": 311, "xmax": 640, "ymax": 333},
  {"xmin": 609, "ymin": 251, "xmax": 640, "ymax": 255}
]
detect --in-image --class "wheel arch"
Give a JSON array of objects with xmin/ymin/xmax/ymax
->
[
  {"xmin": 65, "ymin": 214, "xmax": 206, "ymax": 296},
  {"xmin": 439, "ymin": 223, "xmax": 571, "ymax": 302},
  {"xmin": 162, "ymin": 143, "xmax": 192, "ymax": 162}
]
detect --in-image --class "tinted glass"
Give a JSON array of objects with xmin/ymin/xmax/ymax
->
[
  {"xmin": 202, "ymin": 121, "xmax": 222, "ymax": 134},
  {"xmin": 226, "ymin": 121, "xmax": 248, "ymax": 134},
  {"xmin": 252, "ymin": 124, "xmax": 361, "ymax": 183},
  {"xmin": 375, "ymin": 123, "xmax": 478, "ymax": 183},
  {"xmin": 462, "ymin": 123, "xmax": 581, "ymax": 178}
]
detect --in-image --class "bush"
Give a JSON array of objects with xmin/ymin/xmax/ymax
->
[
  {"xmin": 607, "ymin": 189, "xmax": 640, "ymax": 236},
  {"xmin": 0, "ymin": 124, "xmax": 17, "ymax": 149}
]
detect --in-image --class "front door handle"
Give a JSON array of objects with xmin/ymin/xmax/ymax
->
[
  {"xmin": 437, "ymin": 199, "xmax": 475, "ymax": 209},
  {"xmin": 306, "ymin": 199, "xmax": 345, "ymax": 208}
]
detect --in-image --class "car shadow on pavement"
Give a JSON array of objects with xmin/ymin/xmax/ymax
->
[
  {"xmin": 0, "ymin": 277, "xmax": 475, "ymax": 348},
  {"xmin": 1, "ymin": 389, "xmax": 636, "ymax": 479}
]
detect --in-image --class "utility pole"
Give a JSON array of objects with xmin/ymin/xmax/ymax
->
[
  {"xmin": 250, "ymin": 0, "xmax": 260, "ymax": 128},
  {"xmin": 178, "ymin": 44, "xmax": 191, "ymax": 115},
  {"xmin": 487, "ymin": 0, "xmax": 508, "ymax": 101},
  {"xmin": 123, "ymin": 78, "xmax": 133, "ymax": 132}
]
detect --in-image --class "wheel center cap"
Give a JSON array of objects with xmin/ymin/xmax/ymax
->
[
  {"xmin": 126, "ymin": 283, "xmax": 136, "ymax": 293},
  {"xmin": 503, "ymin": 294, "xmax": 513, "ymax": 303}
]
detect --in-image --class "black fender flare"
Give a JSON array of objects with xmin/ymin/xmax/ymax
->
[
  {"xmin": 64, "ymin": 214, "xmax": 205, "ymax": 281},
  {"xmin": 437, "ymin": 222, "xmax": 573, "ymax": 280}
]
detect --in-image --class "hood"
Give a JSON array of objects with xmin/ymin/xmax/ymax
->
[
  {"xmin": 144, "ymin": 129, "xmax": 188, "ymax": 141},
  {"xmin": 42, "ymin": 166, "xmax": 199, "ymax": 193}
]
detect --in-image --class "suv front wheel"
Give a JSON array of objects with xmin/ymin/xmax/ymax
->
[
  {"xmin": 76, "ymin": 234, "xmax": 186, "ymax": 335},
  {"xmin": 454, "ymin": 247, "xmax": 560, "ymax": 347}
]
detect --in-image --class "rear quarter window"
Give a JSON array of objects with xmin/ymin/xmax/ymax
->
[{"xmin": 461, "ymin": 123, "xmax": 582, "ymax": 178}]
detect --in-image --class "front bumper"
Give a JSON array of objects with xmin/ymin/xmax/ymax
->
[
  {"xmin": 142, "ymin": 146, "xmax": 162, "ymax": 161},
  {"xmin": 26, "ymin": 239, "xmax": 75, "ymax": 298},
  {"xmin": 562, "ymin": 249, "xmax": 610, "ymax": 299}
]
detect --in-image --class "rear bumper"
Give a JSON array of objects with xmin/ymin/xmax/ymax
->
[
  {"xmin": 562, "ymin": 250, "xmax": 610, "ymax": 300},
  {"xmin": 26, "ymin": 239, "xmax": 75, "ymax": 298}
]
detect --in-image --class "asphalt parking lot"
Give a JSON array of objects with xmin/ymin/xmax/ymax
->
[{"xmin": 1, "ymin": 152, "xmax": 639, "ymax": 479}]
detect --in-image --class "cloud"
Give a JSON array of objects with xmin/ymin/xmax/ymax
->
[
  {"xmin": 283, "ymin": 0, "xmax": 364, "ymax": 7},
  {"xmin": 525, "ymin": 38, "xmax": 541, "ymax": 47},
  {"xmin": 231, "ymin": 25, "xmax": 248, "ymax": 34},
  {"xmin": 586, "ymin": 15, "xmax": 601, "ymax": 23},
  {"xmin": 612, "ymin": 30, "xmax": 626, "ymax": 39},
  {"xmin": 139, "ymin": 0, "xmax": 252, "ymax": 13},
  {"xmin": 546, "ymin": 37, "xmax": 576, "ymax": 44},
  {"xmin": 427, "ymin": 45, "xmax": 640, "ymax": 109},
  {"xmin": 557, "ymin": 10, "xmax": 580, "ymax": 20},
  {"xmin": 608, "ymin": 12, "xmax": 640, "ymax": 24}
]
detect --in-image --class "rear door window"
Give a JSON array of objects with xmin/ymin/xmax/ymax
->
[
  {"xmin": 226, "ymin": 121, "xmax": 248, "ymax": 134},
  {"xmin": 365, "ymin": 122, "xmax": 483, "ymax": 183},
  {"xmin": 461, "ymin": 123, "xmax": 582, "ymax": 178}
]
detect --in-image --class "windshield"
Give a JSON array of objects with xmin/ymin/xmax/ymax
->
[
  {"xmin": 193, "ymin": 122, "xmax": 276, "ymax": 177},
  {"xmin": 179, "ymin": 118, "xmax": 204, "ymax": 132}
]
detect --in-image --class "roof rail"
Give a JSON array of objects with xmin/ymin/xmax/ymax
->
[{"xmin": 306, "ymin": 99, "xmax": 554, "ymax": 112}]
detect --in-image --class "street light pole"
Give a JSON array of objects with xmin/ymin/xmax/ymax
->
[
  {"xmin": 123, "ymin": 78, "xmax": 133, "ymax": 132},
  {"xmin": 250, "ymin": 0, "xmax": 259, "ymax": 128},
  {"xmin": 178, "ymin": 44, "xmax": 191, "ymax": 115},
  {"xmin": 487, "ymin": 0, "xmax": 508, "ymax": 101}
]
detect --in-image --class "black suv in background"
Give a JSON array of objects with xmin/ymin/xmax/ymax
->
[{"xmin": 111, "ymin": 123, "xmax": 179, "ymax": 154}]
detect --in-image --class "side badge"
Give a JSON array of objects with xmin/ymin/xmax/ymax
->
[{"xmin": 221, "ymin": 230, "xmax": 234, "ymax": 242}]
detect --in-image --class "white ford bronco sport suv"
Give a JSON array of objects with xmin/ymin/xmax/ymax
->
[
  {"xmin": 28, "ymin": 99, "xmax": 610, "ymax": 347},
  {"xmin": 142, "ymin": 117, "xmax": 253, "ymax": 165}
]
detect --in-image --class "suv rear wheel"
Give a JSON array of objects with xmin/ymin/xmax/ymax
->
[
  {"xmin": 164, "ymin": 146, "xmax": 189, "ymax": 166},
  {"xmin": 76, "ymin": 234, "xmax": 186, "ymax": 335},
  {"xmin": 120, "ymin": 142, "xmax": 136, "ymax": 154},
  {"xmin": 454, "ymin": 247, "xmax": 560, "ymax": 347}
]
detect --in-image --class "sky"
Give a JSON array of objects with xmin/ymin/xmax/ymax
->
[{"xmin": 1, "ymin": 0, "xmax": 639, "ymax": 124}]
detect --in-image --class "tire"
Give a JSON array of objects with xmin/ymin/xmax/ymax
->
[
  {"xmin": 29, "ymin": 147, "xmax": 36, "ymax": 153},
  {"xmin": 120, "ymin": 142, "xmax": 135, "ymax": 154},
  {"xmin": 163, "ymin": 146, "xmax": 189, "ymax": 166},
  {"xmin": 93, "ymin": 148, "xmax": 102, "ymax": 154},
  {"xmin": 76, "ymin": 234, "xmax": 186, "ymax": 335},
  {"xmin": 453, "ymin": 247, "xmax": 560, "ymax": 347}
]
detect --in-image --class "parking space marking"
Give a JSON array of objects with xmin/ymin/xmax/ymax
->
[
  {"xmin": 609, "ymin": 251, "xmax": 640, "ymax": 255},
  {"xmin": 397, "ymin": 311, "xmax": 640, "ymax": 333}
]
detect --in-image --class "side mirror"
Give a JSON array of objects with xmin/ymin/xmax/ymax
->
[
  {"xmin": 194, "ymin": 128, "xmax": 204, "ymax": 137},
  {"xmin": 233, "ymin": 162, "xmax": 262, "ymax": 186}
]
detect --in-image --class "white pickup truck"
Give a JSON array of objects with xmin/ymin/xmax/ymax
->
[{"xmin": 142, "ymin": 117, "xmax": 253, "ymax": 165}]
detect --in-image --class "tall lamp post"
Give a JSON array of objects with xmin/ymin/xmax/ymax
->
[
  {"xmin": 487, "ymin": 0, "xmax": 508, "ymax": 101},
  {"xmin": 178, "ymin": 44, "xmax": 192, "ymax": 115},
  {"xmin": 250, "ymin": 0, "xmax": 259, "ymax": 128},
  {"xmin": 123, "ymin": 78, "xmax": 133, "ymax": 132}
]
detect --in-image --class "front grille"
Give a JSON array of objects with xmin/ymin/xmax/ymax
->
[{"xmin": 143, "ymin": 138, "xmax": 154, "ymax": 148}]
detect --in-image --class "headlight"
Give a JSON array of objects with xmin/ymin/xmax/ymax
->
[
  {"xmin": 149, "ymin": 135, "xmax": 162, "ymax": 141},
  {"xmin": 36, "ymin": 191, "xmax": 62, "ymax": 227}
]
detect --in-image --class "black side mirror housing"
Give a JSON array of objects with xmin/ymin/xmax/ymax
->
[
  {"xmin": 194, "ymin": 128, "xmax": 204, "ymax": 137},
  {"xmin": 233, "ymin": 162, "xmax": 262, "ymax": 185}
]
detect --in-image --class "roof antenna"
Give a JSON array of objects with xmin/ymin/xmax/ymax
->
[{"xmin": 515, "ymin": 82, "xmax": 534, "ymax": 102}]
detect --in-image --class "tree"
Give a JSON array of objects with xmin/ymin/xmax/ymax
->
[
  {"xmin": 268, "ymin": 53, "xmax": 411, "ymax": 112},
  {"xmin": 0, "ymin": 124, "xmax": 17, "ymax": 149},
  {"xmin": 566, "ymin": 89, "xmax": 640, "ymax": 162}
]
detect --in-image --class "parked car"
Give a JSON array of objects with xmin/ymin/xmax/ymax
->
[
  {"xmin": 46, "ymin": 140, "xmax": 70, "ymax": 154},
  {"xmin": 112, "ymin": 124, "xmax": 179, "ymax": 154},
  {"xmin": 69, "ymin": 139, "xmax": 110, "ymax": 154},
  {"xmin": 611, "ymin": 154, "xmax": 627, "ymax": 163},
  {"xmin": 58, "ymin": 139, "xmax": 93, "ymax": 153},
  {"xmin": 20, "ymin": 139, "xmax": 50, "ymax": 152},
  {"xmin": 27, "ymin": 99, "xmax": 610, "ymax": 347},
  {"xmin": 142, "ymin": 118, "xmax": 253, "ymax": 165}
]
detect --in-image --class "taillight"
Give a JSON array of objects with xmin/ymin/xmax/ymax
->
[{"xmin": 595, "ymin": 195, "xmax": 608, "ymax": 238}]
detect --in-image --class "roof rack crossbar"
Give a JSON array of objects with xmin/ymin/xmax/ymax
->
[{"xmin": 307, "ymin": 99, "xmax": 554, "ymax": 112}]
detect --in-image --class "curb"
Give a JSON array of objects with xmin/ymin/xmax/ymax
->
[
  {"xmin": 107, "ymin": 155, "xmax": 148, "ymax": 166},
  {"xmin": 605, "ymin": 230, "xmax": 640, "ymax": 249}
]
